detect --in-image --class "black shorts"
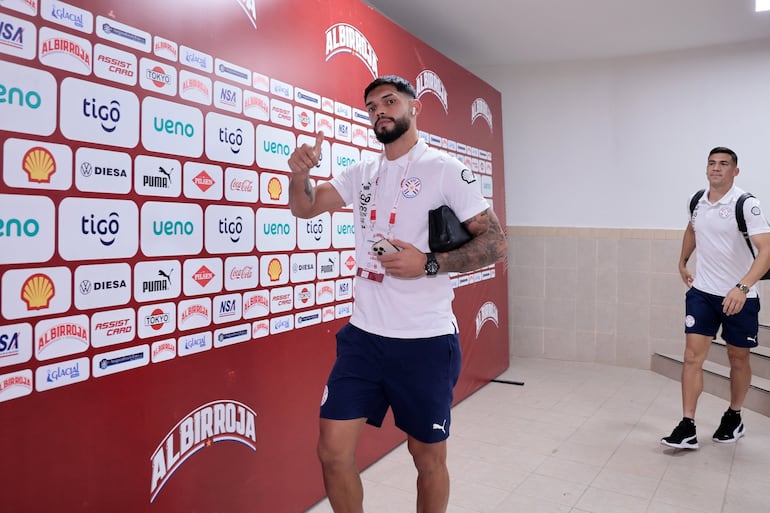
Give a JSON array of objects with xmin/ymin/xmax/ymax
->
[
  {"xmin": 320, "ymin": 323, "xmax": 462, "ymax": 443},
  {"xmin": 685, "ymin": 287, "xmax": 760, "ymax": 348}
]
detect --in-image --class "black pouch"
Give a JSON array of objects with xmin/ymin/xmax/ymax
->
[{"xmin": 428, "ymin": 205, "xmax": 471, "ymax": 252}]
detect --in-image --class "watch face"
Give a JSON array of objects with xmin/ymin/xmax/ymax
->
[{"xmin": 425, "ymin": 260, "xmax": 439, "ymax": 275}]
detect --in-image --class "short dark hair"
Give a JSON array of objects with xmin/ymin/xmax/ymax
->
[
  {"xmin": 708, "ymin": 146, "xmax": 738, "ymax": 165},
  {"xmin": 364, "ymin": 75, "xmax": 416, "ymax": 101}
]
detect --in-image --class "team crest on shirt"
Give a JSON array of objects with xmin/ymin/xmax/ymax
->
[
  {"xmin": 401, "ymin": 177, "xmax": 421, "ymax": 198},
  {"xmin": 752, "ymin": 206, "xmax": 761, "ymax": 216},
  {"xmin": 461, "ymin": 168, "xmax": 476, "ymax": 184},
  {"xmin": 719, "ymin": 207, "xmax": 731, "ymax": 219}
]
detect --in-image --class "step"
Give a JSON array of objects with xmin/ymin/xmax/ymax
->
[
  {"xmin": 651, "ymin": 352, "xmax": 770, "ymax": 417},
  {"xmin": 707, "ymin": 340, "xmax": 770, "ymax": 381}
]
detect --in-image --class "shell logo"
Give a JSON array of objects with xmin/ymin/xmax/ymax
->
[
  {"xmin": 21, "ymin": 273, "xmax": 55, "ymax": 310},
  {"xmin": 267, "ymin": 258, "xmax": 282, "ymax": 281},
  {"xmin": 22, "ymin": 147, "xmax": 56, "ymax": 183},
  {"xmin": 267, "ymin": 176, "xmax": 282, "ymax": 200}
]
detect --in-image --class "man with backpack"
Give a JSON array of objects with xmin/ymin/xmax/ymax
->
[{"xmin": 661, "ymin": 147, "xmax": 770, "ymax": 449}]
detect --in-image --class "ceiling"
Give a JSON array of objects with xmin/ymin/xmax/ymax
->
[{"xmin": 363, "ymin": 0, "xmax": 770, "ymax": 73}]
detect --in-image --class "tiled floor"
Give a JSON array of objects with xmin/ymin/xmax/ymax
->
[{"xmin": 306, "ymin": 357, "xmax": 770, "ymax": 513}]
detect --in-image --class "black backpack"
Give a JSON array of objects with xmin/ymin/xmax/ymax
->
[{"xmin": 689, "ymin": 189, "xmax": 770, "ymax": 280}]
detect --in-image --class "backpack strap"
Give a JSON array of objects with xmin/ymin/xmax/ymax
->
[
  {"xmin": 689, "ymin": 189, "xmax": 705, "ymax": 216},
  {"xmin": 736, "ymin": 192, "xmax": 756, "ymax": 257}
]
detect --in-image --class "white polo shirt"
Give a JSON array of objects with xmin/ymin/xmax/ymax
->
[
  {"xmin": 690, "ymin": 185, "xmax": 770, "ymax": 297},
  {"xmin": 330, "ymin": 140, "xmax": 489, "ymax": 338}
]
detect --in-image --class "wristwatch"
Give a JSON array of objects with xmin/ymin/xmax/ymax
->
[
  {"xmin": 736, "ymin": 283, "xmax": 750, "ymax": 294},
  {"xmin": 424, "ymin": 252, "xmax": 439, "ymax": 276}
]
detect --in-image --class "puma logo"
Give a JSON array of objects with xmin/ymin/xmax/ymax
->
[
  {"xmin": 432, "ymin": 419, "xmax": 447, "ymax": 434},
  {"xmin": 747, "ymin": 336, "xmax": 757, "ymax": 343}
]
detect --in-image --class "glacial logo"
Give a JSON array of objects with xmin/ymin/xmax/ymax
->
[
  {"xmin": 179, "ymin": 45, "xmax": 213, "ymax": 73},
  {"xmin": 150, "ymin": 400, "xmax": 257, "ymax": 503},
  {"xmin": 35, "ymin": 357, "xmax": 89, "ymax": 391},
  {"xmin": 325, "ymin": 23, "xmax": 378, "ymax": 78},
  {"xmin": 41, "ymin": 0, "xmax": 93, "ymax": 34}
]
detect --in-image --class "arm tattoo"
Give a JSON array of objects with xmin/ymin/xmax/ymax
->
[
  {"xmin": 438, "ymin": 208, "xmax": 507, "ymax": 272},
  {"xmin": 303, "ymin": 177, "xmax": 315, "ymax": 204}
]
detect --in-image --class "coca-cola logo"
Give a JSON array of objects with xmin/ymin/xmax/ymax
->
[
  {"xmin": 230, "ymin": 178, "xmax": 254, "ymax": 192},
  {"xmin": 230, "ymin": 266, "xmax": 253, "ymax": 280}
]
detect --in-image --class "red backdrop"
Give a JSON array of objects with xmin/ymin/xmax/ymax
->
[{"xmin": 0, "ymin": 1, "xmax": 508, "ymax": 511}]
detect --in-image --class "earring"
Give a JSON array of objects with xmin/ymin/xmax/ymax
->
[{"xmin": 411, "ymin": 107, "xmax": 416, "ymax": 115}]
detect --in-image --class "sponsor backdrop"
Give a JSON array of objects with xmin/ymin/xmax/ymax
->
[{"xmin": 0, "ymin": 0, "xmax": 508, "ymax": 511}]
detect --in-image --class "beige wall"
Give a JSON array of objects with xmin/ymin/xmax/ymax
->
[
  {"xmin": 506, "ymin": 226, "xmax": 688, "ymax": 369},
  {"xmin": 506, "ymin": 226, "xmax": 770, "ymax": 369}
]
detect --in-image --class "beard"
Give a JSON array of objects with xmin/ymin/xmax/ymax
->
[{"xmin": 374, "ymin": 115, "xmax": 410, "ymax": 144}]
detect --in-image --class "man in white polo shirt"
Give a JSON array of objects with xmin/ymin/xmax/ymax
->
[
  {"xmin": 287, "ymin": 75, "xmax": 507, "ymax": 513},
  {"xmin": 661, "ymin": 147, "xmax": 770, "ymax": 449}
]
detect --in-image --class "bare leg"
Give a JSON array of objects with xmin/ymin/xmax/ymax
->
[
  {"xmin": 317, "ymin": 418, "xmax": 367, "ymax": 513},
  {"xmin": 681, "ymin": 333, "xmax": 713, "ymax": 418},
  {"xmin": 726, "ymin": 345, "xmax": 752, "ymax": 410},
  {"xmin": 407, "ymin": 436, "xmax": 449, "ymax": 513}
]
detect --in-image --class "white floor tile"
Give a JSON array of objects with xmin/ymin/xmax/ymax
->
[{"xmin": 305, "ymin": 358, "xmax": 770, "ymax": 513}]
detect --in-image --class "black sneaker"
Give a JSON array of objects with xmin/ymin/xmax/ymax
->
[
  {"xmin": 712, "ymin": 409, "xmax": 745, "ymax": 443},
  {"xmin": 660, "ymin": 419, "xmax": 699, "ymax": 449}
]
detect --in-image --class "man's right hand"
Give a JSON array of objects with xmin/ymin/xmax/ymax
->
[{"xmin": 288, "ymin": 131, "xmax": 325, "ymax": 177}]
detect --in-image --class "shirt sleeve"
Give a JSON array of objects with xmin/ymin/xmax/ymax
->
[
  {"xmin": 743, "ymin": 196, "xmax": 770, "ymax": 236},
  {"xmin": 440, "ymin": 156, "xmax": 490, "ymax": 223}
]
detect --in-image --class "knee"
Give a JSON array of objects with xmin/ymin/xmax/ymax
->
[
  {"xmin": 682, "ymin": 348, "xmax": 705, "ymax": 366},
  {"xmin": 317, "ymin": 438, "xmax": 353, "ymax": 471},
  {"xmin": 727, "ymin": 350, "xmax": 751, "ymax": 370},
  {"xmin": 407, "ymin": 440, "xmax": 447, "ymax": 475}
]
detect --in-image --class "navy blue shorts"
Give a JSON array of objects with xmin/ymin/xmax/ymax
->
[
  {"xmin": 685, "ymin": 287, "xmax": 759, "ymax": 348},
  {"xmin": 320, "ymin": 323, "xmax": 462, "ymax": 443}
]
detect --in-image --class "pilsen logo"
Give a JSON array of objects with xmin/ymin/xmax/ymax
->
[
  {"xmin": 324, "ymin": 23, "xmax": 378, "ymax": 78},
  {"xmin": 471, "ymin": 98, "xmax": 493, "ymax": 133},
  {"xmin": 235, "ymin": 0, "xmax": 257, "ymax": 29},
  {"xmin": 416, "ymin": 70, "xmax": 448, "ymax": 113},
  {"xmin": 149, "ymin": 400, "xmax": 257, "ymax": 503},
  {"xmin": 475, "ymin": 301, "xmax": 499, "ymax": 338}
]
